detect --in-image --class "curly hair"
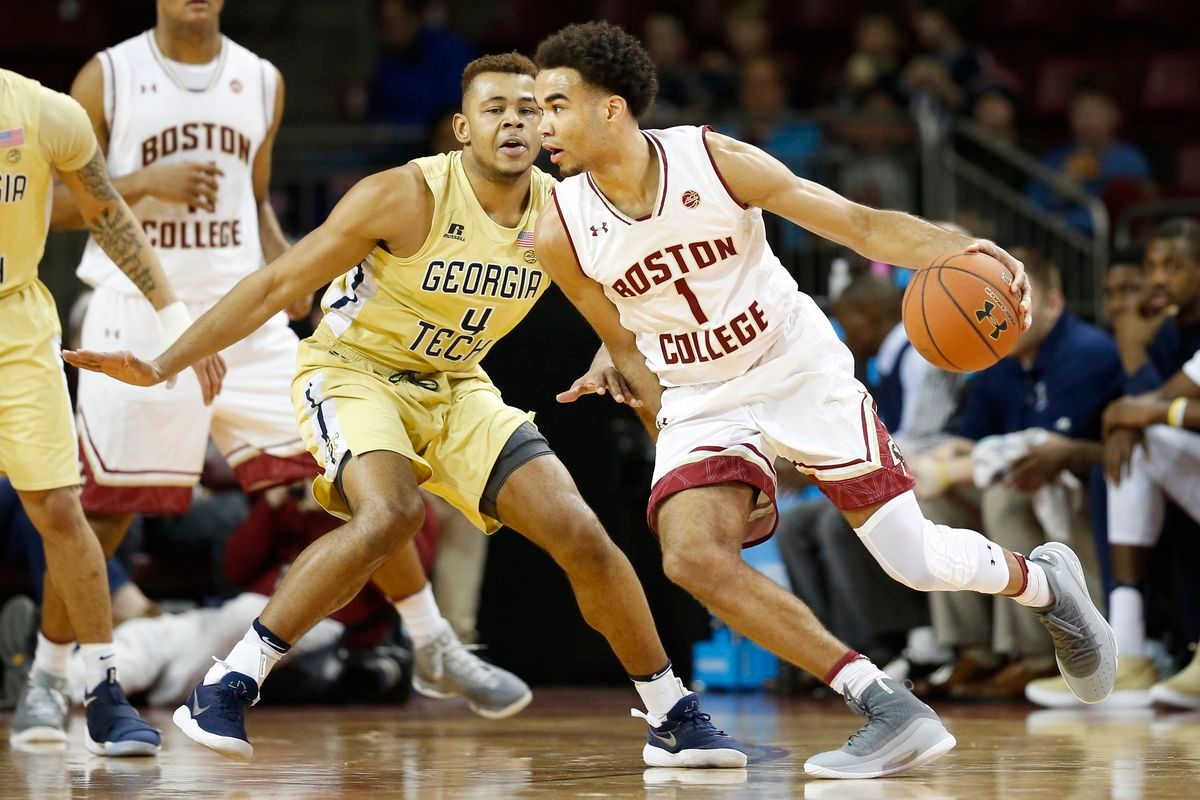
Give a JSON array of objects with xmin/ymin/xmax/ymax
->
[
  {"xmin": 535, "ymin": 22, "xmax": 658, "ymax": 119},
  {"xmin": 461, "ymin": 52, "xmax": 538, "ymax": 96}
]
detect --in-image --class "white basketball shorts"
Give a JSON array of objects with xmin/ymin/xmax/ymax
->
[
  {"xmin": 649, "ymin": 293, "xmax": 915, "ymax": 546},
  {"xmin": 76, "ymin": 287, "xmax": 316, "ymax": 514}
]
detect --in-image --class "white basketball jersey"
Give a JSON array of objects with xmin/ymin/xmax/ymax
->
[
  {"xmin": 553, "ymin": 125, "xmax": 801, "ymax": 387},
  {"xmin": 77, "ymin": 31, "xmax": 276, "ymax": 303}
]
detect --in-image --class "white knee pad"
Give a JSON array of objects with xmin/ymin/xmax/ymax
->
[{"xmin": 854, "ymin": 491, "xmax": 1010, "ymax": 594}]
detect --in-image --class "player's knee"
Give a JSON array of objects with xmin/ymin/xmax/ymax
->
[
  {"xmin": 20, "ymin": 487, "xmax": 86, "ymax": 535},
  {"xmin": 661, "ymin": 540, "xmax": 728, "ymax": 597},
  {"xmin": 356, "ymin": 496, "xmax": 426, "ymax": 558},
  {"xmin": 552, "ymin": 514, "xmax": 618, "ymax": 574}
]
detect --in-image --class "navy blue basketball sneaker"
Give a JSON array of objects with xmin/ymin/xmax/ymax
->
[
  {"xmin": 84, "ymin": 671, "xmax": 161, "ymax": 757},
  {"xmin": 173, "ymin": 669, "xmax": 258, "ymax": 761},
  {"xmin": 632, "ymin": 692, "xmax": 747, "ymax": 768}
]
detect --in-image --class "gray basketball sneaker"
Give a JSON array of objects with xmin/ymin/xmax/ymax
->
[
  {"xmin": 0, "ymin": 595, "xmax": 37, "ymax": 710},
  {"xmin": 804, "ymin": 676, "xmax": 956, "ymax": 779},
  {"xmin": 10, "ymin": 668, "xmax": 70, "ymax": 745},
  {"xmin": 413, "ymin": 625, "xmax": 532, "ymax": 719},
  {"xmin": 1027, "ymin": 542, "xmax": 1118, "ymax": 704}
]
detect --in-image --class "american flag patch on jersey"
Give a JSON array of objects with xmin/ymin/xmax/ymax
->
[
  {"xmin": 0, "ymin": 127, "xmax": 25, "ymax": 148},
  {"xmin": 516, "ymin": 230, "xmax": 535, "ymax": 248}
]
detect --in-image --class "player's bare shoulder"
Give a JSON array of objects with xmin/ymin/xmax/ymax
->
[
  {"xmin": 533, "ymin": 192, "xmax": 579, "ymax": 279},
  {"xmin": 346, "ymin": 162, "xmax": 434, "ymax": 259}
]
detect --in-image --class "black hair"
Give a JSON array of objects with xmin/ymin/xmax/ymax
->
[
  {"xmin": 535, "ymin": 22, "xmax": 659, "ymax": 119},
  {"xmin": 1150, "ymin": 217, "xmax": 1200, "ymax": 262},
  {"xmin": 1109, "ymin": 243, "xmax": 1145, "ymax": 268}
]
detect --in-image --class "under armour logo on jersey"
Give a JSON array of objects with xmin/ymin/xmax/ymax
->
[
  {"xmin": 140, "ymin": 83, "xmax": 158, "ymax": 94},
  {"xmin": 444, "ymin": 222, "xmax": 466, "ymax": 242},
  {"xmin": 590, "ymin": 222, "xmax": 609, "ymax": 237}
]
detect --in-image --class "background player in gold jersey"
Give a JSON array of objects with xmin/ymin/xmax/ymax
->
[
  {"xmin": 1, "ymin": 67, "xmax": 223, "ymax": 755},
  {"xmin": 68, "ymin": 53, "xmax": 747, "ymax": 767}
]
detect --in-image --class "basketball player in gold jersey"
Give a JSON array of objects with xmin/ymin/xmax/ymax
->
[
  {"xmin": 67, "ymin": 54, "xmax": 747, "ymax": 766},
  {"xmin": 1, "ymin": 67, "xmax": 222, "ymax": 755}
]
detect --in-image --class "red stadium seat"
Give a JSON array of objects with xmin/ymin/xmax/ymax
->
[{"xmin": 1142, "ymin": 52, "xmax": 1200, "ymax": 112}]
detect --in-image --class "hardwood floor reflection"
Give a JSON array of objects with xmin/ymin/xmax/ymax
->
[{"xmin": 3, "ymin": 689, "xmax": 1200, "ymax": 798}]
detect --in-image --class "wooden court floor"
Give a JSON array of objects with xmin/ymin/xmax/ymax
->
[{"xmin": 3, "ymin": 688, "xmax": 1199, "ymax": 799}]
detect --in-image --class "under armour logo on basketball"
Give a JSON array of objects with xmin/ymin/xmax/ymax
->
[
  {"xmin": 975, "ymin": 301, "xmax": 1008, "ymax": 340},
  {"xmin": 590, "ymin": 222, "xmax": 608, "ymax": 237}
]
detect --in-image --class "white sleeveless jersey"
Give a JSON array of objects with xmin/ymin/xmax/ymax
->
[
  {"xmin": 553, "ymin": 125, "xmax": 801, "ymax": 387},
  {"xmin": 77, "ymin": 31, "xmax": 277, "ymax": 302}
]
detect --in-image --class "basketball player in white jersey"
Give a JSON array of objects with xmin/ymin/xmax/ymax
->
[
  {"xmin": 533, "ymin": 22, "xmax": 1117, "ymax": 779},
  {"xmin": 67, "ymin": 54, "xmax": 745, "ymax": 767},
  {"xmin": 49, "ymin": 0, "xmax": 519, "ymax": 724}
]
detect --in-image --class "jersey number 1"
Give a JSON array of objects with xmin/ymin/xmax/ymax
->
[{"xmin": 673, "ymin": 278, "xmax": 708, "ymax": 324}]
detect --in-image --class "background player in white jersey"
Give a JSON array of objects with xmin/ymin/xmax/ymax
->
[
  {"xmin": 2, "ymin": 67, "xmax": 195, "ymax": 755},
  {"xmin": 533, "ymin": 22, "xmax": 1117, "ymax": 780},
  {"xmin": 67, "ymin": 54, "xmax": 745, "ymax": 768}
]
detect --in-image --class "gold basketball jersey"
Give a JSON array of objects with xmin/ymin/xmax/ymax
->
[
  {"xmin": 316, "ymin": 151, "xmax": 555, "ymax": 373},
  {"xmin": 0, "ymin": 68, "xmax": 96, "ymax": 299}
]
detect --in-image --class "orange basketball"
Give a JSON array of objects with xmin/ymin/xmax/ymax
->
[{"xmin": 902, "ymin": 251, "xmax": 1021, "ymax": 373}]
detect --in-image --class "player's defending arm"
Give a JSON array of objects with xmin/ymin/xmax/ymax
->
[
  {"xmin": 65, "ymin": 167, "xmax": 427, "ymax": 387},
  {"xmin": 535, "ymin": 203, "xmax": 660, "ymax": 436},
  {"xmin": 51, "ymin": 58, "xmax": 222, "ymax": 230},
  {"xmin": 704, "ymin": 130, "xmax": 1032, "ymax": 331}
]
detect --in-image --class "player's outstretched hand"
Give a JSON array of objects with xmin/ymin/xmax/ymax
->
[
  {"xmin": 557, "ymin": 366, "xmax": 643, "ymax": 407},
  {"xmin": 965, "ymin": 240, "xmax": 1032, "ymax": 331},
  {"xmin": 63, "ymin": 349, "xmax": 166, "ymax": 386},
  {"xmin": 193, "ymin": 354, "xmax": 227, "ymax": 406}
]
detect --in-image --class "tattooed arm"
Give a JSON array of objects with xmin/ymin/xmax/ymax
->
[{"xmin": 58, "ymin": 148, "xmax": 179, "ymax": 310}]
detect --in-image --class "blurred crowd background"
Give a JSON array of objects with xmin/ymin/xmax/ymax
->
[{"xmin": 4, "ymin": 0, "xmax": 1200, "ymax": 707}]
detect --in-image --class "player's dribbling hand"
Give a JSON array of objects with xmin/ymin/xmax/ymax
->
[
  {"xmin": 556, "ymin": 366, "xmax": 643, "ymax": 407},
  {"xmin": 965, "ymin": 240, "xmax": 1032, "ymax": 331},
  {"xmin": 142, "ymin": 161, "xmax": 224, "ymax": 212}
]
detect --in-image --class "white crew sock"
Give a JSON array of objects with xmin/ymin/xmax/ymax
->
[
  {"xmin": 632, "ymin": 664, "xmax": 687, "ymax": 724},
  {"xmin": 33, "ymin": 632, "xmax": 73, "ymax": 680},
  {"xmin": 79, "ymin": 642, "xmax": 117, "ymax": 690},
  {"xmin": 205, "ymin": 621, "xmax": 289, "ymax": 686},
  {"xmin": 393, "ymin": 583, "xmax": 449, "ymax": 648},
  {"xmin": 1109, "ymin": 585, "xmax": 1145, "ymax": 658},
  {"xmin": 1010, "ymin": 555, "xmax": 1053, "ymax": 608},
  {"xmin": 829, "ymin": 654, "xmax": 887, "ymax": 699}
]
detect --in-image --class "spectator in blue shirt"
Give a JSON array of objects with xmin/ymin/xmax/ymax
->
[
  {"xmin": 1026, "ymin": 77, "xmax": 1152, "ymax": 235},
  {"xmin": 909, "ymin": 247, "xmax": 1120, "ymax": 699},
  {"xmin": 365, "ymin": 0, "xmax": 475, "ymax": 127}
]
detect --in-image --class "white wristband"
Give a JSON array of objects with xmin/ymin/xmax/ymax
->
[{"xmin": 156, "ymin": 301, "xmax": 192, "ymax": 346}]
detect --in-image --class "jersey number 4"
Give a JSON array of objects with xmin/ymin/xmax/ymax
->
[{"xmin": 674, "ymin": 278, "xmax": 708, "ymax": 324}]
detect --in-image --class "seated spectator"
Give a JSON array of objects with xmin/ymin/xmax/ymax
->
[
  {"xmin": 642, "ymin": 12, "xmax": 709, "ymax": 119},
  {"xmin": 902, "ymin": 0, "xmax": 990, "ymax": 113},
  {"xmin": 365, "ymin": 0, "xmax": 475, "ymax": 127},
  {"xmin": 1104, "ymin": 246, "xmax": 1147, "ymax": 328},
  {"xmin": 831, "ymin": 13, "xmax": 907, "ymax": 112},
  {"xmin": 957, "ymin": 83, "xmax": 1034, "ymax": 193},
  {"xmin": 1026, "ymin": 76, "xmax": 1152, "ymax": 235},
  {"xmin": 776, "ymin": 274, "xmax": 963, "ymax": 669},
  {"xmin": 909, "ymin": 247, "xmax": 1120, "ymax": 699},
  {"xmin": 1027, "ymin": 220, "xmax": 1200, "ymax": 708}
]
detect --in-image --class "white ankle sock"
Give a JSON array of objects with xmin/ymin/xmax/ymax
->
[
  {"xmin": 393, "ymin": 584, "xmax": 448, "ymax": 648},
  {"xmin": 1109, "ymin": 585, "xmax": 1145, "ymax": 658},
  {"xmin": 79, "ymin": 642, "xmax": 117, "ymax": 690},
  {"xmin": 829, "ymin": 654, "xmax": 886, "ymax": 699},
  {"xmin": 33, "ymin": 633, "xmax": 73, "ymax": 680},
  {"xmin": 632, "ymin": 664, "xmax": 687, "ymax": 723},
  {"xmin": 1011, "ymin": 557, "xmax": 1053, "ymax": 608},
  {"xmin": 205, "ymin": 622, "xmax": 288, "ymax": 686}
]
